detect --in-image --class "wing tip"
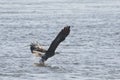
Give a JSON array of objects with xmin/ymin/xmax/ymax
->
[
  {"xmin": 64, "ymin": 26, "xmax": 70, "ymax": 29},
  {"xmin": 62, "ymin": 26, "xmax": 70, "ymax": 35}
]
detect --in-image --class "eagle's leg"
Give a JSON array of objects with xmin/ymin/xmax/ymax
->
[
  {"xmin": 39, "ymin": 51, "xmax": 54, "ymax": 64},
  {"xmin": 39, "ymin": 54, "xmax": 47, "ymax": 63},
  {"xmin": 39, "ymin": 57, "xmax": 45, "ymax": 65}
]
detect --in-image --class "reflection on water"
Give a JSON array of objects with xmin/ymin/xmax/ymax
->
[{"xmin": 0, "ymin": 0, "xmax": 120, "ymax": 80}]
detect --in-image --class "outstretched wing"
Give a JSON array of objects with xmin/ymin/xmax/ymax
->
[
  {"xmin": 47, "ymin": 26, "xmax": 70, "ymax": 53},
  {"xmin": 41, "ymin": 26, "xmax": 70, "ymax": 61}
]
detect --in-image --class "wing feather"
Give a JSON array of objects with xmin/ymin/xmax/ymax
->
[{"xmin": 42, "ymin": 26, "xmax": 70, "ymax": 61}]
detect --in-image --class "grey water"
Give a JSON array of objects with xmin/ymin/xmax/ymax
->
[{"xmin": 0, "ymin": 0, "xmax": 120, "ymax": 80}]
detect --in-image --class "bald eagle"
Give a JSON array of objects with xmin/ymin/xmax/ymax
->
[{"xmin": 30, "ymin": 26, "xmax": 70, "ymax": 65}]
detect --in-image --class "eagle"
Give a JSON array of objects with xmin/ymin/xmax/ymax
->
[{"xmin": 30, "ymin": 26, "xmax": 70, "ymax": 65}]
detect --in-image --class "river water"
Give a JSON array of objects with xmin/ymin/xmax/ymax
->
[{"xmin": 0, "ymin": 0, "xmax": 120, "ymax": 80}]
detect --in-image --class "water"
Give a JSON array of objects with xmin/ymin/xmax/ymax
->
[{"xmin": 0, "ymin": 0, "xmax": 120, "ymax": 80}]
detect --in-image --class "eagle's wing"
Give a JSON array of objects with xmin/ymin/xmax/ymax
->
[{"xmin": 41, "ymin": 26, "xmax": 70, "ymax": 61}]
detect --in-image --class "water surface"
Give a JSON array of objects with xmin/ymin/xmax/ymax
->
[{"xmin": 0, "ymin": 0, "xmax": 120, "ymax": 80}]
